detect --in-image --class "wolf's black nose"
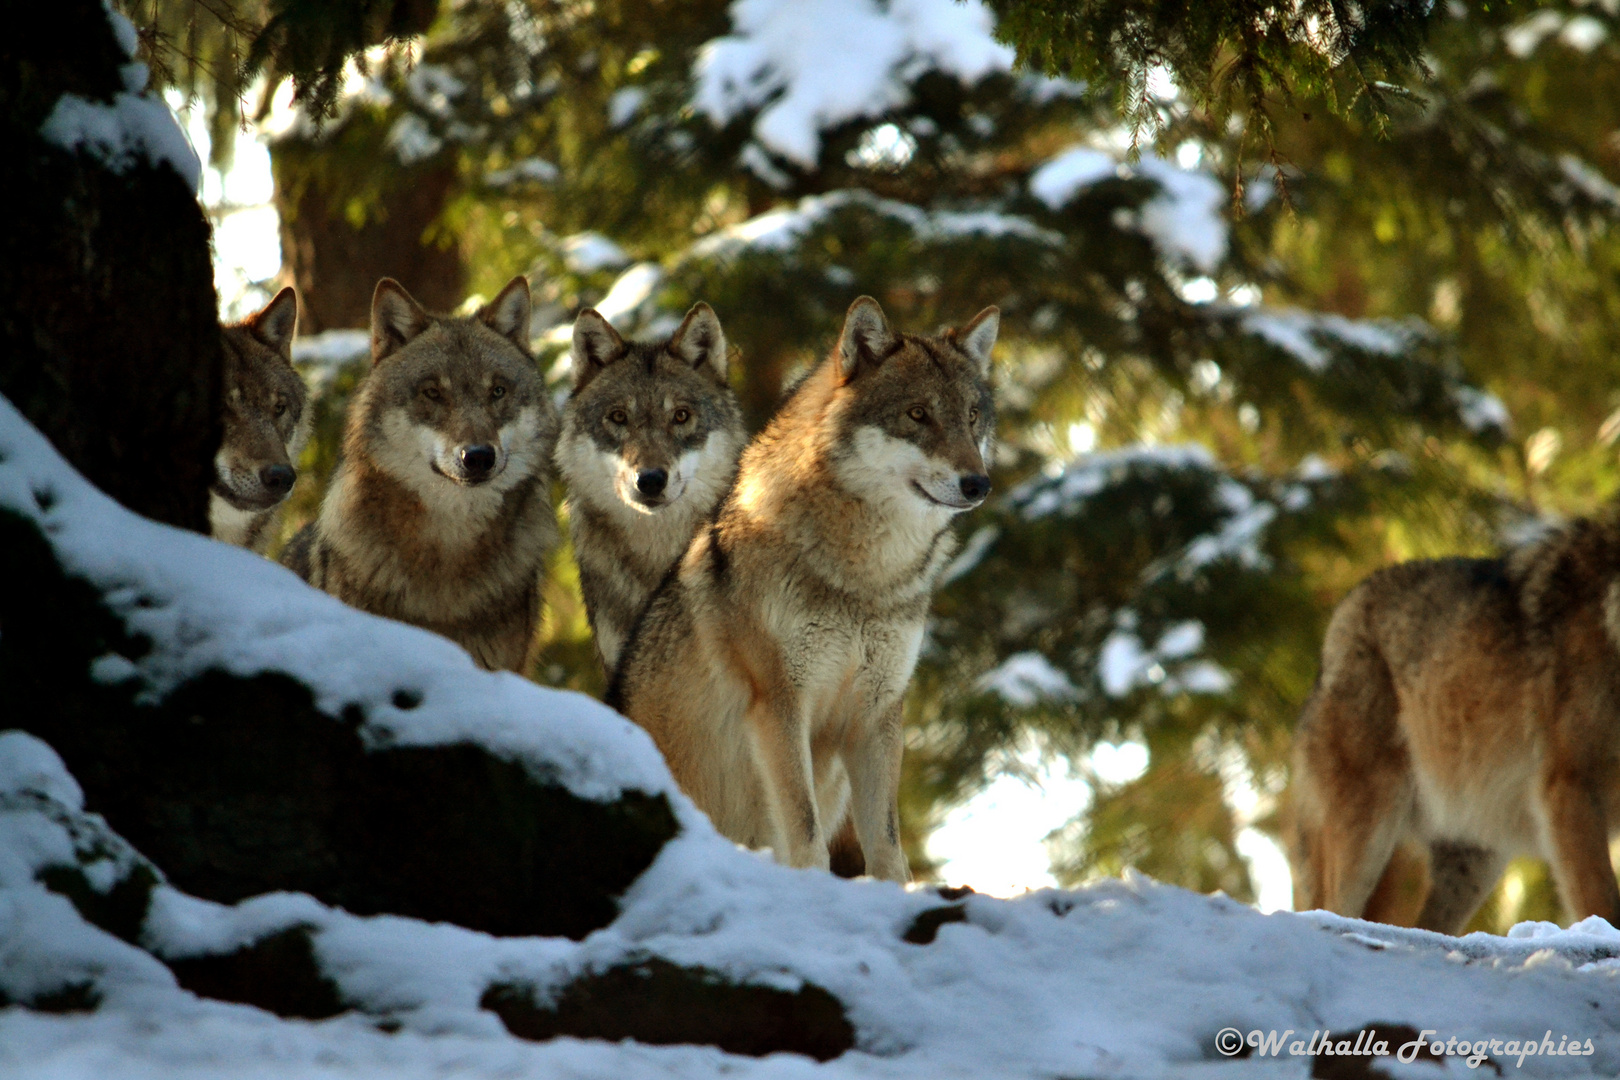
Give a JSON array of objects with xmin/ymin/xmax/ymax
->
[
  {"xmin": 460, "ymin": 444, "xmax": 497, "ymax": 476},
  {"xmin": 637, "ymin": 468, "xmax": 669, "ymax": 497},
  {"xmin": 260, "ymin": 464, "xmax": 295, "ymax": 496},
  {"xmin": 959, "ymin": 474, "xmax": 991, "ymax": 501}
]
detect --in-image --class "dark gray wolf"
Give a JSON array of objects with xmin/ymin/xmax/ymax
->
[{"xmin": 211, "ymin": 287, "xmax": 308, "ymax": 551}]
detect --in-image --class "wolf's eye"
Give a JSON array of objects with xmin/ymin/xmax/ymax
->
[
  {"xmin": 969, "ymin": 407, "xmax": 980, "ymax": 424},
  {"xmin": 490, "ymin": 384, "xmax": 506, "ymax": 400},
  {"xmin": 608, "ymin": 409, "xmax": 628, "ymax": 425},
  {"xmin": 422, "ymin": 385, "xmax": 443, "ymax": 402},
  {"xmin": 673, "ymin": 408, "xmax": 691, "ymax": 424},
  {"xmin": 907, "ymin": 406, "xmax": 928, "ymax": 423},
  {"xmin": 273, "ymin": 399, "xmax": 288, "ymax": 418}
]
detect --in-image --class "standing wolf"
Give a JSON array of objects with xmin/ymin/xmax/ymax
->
[
  {"xmin": 282, "ymin": 277, "xmax": 558, "ymax": 672},
  {"xmin": 609, "ymin": 297, "xmax": 998, "ymax": 881},
  {"xmin": 211, "ymin": 287, "xmax": 309, "ymax": 551},
  {"xmin": 558, "ymin": 302, "xmax": 745, "ymax": 675},
  {"xmin": 1288, "ymin": 516, "xmax": 1620, "ymax": 932}
]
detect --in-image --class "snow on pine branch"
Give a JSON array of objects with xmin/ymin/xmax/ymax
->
[
  {"xmin": 690, "ymin": 188, "xmax": 1061, "ymax": 260},
  {"xmin": 1030, "ymin": 146, "xmax": 1228, "ymax": 273},
  {"xmin": 694, "ymin": 0, "xmax": 1014, "ymax": 170}
]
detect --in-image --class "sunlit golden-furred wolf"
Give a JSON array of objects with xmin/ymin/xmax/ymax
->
[
  {"xmin": 1288, "ymin": 516, "xmax": 1620, "ymax": 932},
  {"xmin": 211, "ymin": 287, "xmax": 309, "ymax": 551},
  {"xmin": 609, "ymin": 297, "xmax": 999, "ymax": 881},
  {"xmin": 558, "ymin": 303, "xmax": 745, "ymax": 675},
  {"xmin": 282, "ymin": 277, "xmax": 558, "ymax": 672}
]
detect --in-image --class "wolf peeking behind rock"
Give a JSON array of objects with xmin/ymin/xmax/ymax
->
[
  {"xmin": 282, "ymin": 276, "xmax": 559, "ymax": 672},
  {"xmin": 557, "ymin": 302, "xmax": 746, "ymax": 676},
  {"xmin": 1288, "ymin": 515, "xmax": 1620, "ymax": 932},
  {"xmin": 211, "ymin": 287, "xmax": 308, "ymax": 552},
  {"xmin": 609, "ymin": 296, "xmax": 999, "ymax": 881}
]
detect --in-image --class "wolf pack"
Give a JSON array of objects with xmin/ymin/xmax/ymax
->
[{"xmin": 216, "ymin": 277, "xmax": 1620, "ymax": 925}]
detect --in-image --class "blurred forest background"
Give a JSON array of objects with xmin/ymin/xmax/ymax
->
[{"xmin": 123, "ymin": 0, "xmax": 1620, "ymax": 930}]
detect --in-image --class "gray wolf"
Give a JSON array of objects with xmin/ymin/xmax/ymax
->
[
  {"xmin": 282, "ymin": 276, "xmax": 559, "ymax": 672},
  {"xmin": 211, "ymin": 287, "xmax": 308, "ymax": 551},
  {"xmin": 1288, "ymin": 516, "xmax": 1620, "ymax": 931},
  {"xmin": 608, "ymin": 296, "xmax": 999, "ymax": 881},
  {"xmin": 558, "ymin": 302, "xmax": 746, "ymax": 675}
]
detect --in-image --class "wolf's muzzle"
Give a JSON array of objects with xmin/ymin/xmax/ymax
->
[
  {"xmin": 260, "ymin": 464, "xmax": 296, "ymax": 498},
  {"xmin": 636, "ymin": 468, "xmax": 668, "ymax": 497},
  {"xmin": 459, "ymin": 444, "xmax": 497, "ymax": 481}
]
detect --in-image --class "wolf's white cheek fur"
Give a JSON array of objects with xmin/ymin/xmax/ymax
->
[
  {"xmin": 212, "ymin": 448, "xmax": 236, "ymax": 486},
  {"xmin": 838, "ymin": 426, "xmax": 964, "ymax": 517}
]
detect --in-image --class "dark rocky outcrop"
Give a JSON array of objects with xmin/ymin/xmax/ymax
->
[
  {"xmin": 482, "ymin": 958, "xmax": 856, "ymax": 1062},
  {"xmin": 1, "ymin": 503, "xmax": 677, "ymax": 941}
]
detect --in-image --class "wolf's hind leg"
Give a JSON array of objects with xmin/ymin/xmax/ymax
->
[
  {"xmin": 1414, "ymin": 841, "xmax": 1504, "ymax": 934},
  {"xmin": 845, "ymin": 699, "xmax": 909, "ymax": 883},
  {"xmin": 1537, "ymin": 771, "xmax": 1620, "ymax": 925}
]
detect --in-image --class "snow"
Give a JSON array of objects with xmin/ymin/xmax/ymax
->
[
  {"xmin": 1242, "ymin": 306, "xmax": 1416, "ymax": 371},
  {"xmin": 292, "ymin": 330, "xmax": 372, "ymax": 369},
  {"xmin": 1559, "ymin": 154, "xmax": 1620, "ymax": 210},
  {"xmin": 593, "ymin": 262, "xmax": 667, "ymax": 328},
  {"xmin": 1014, "ymin": 444, "xmax": 1218, "ymax": 521},
  {"xmin": 1454, "ymin": 385, "xmax": 1513, "ymax": 435},
  {"xmin": 40, "ymin": 91, "xmax": 202, "ymax": 192},
  {"xmin": 485, "ymin": 157, "xmax": 560, "ymax": 187},
  {"xmin": 1098, "ymin": 619, "xmax": 1232, "ymax": 698},
  {"xmin": 609, "ymin": 87, "xmax": 648, "ymax": 128},
  {"xmin": 977, "ymin": 652, "xmax": 1078, "ymax": 707},
  {"xmin": 1030, "ymin": 148, "xmax": 1228, "ymax": 272},
  {"xmin": 694, "ymin": 0, "xmax": 1013, "ymax": 170},
  {"xmin": 691, "ymin": 190, "xmax": 1059, "ymax": 261},
  {"xmin": 6, "ymin": 768, "xmax": 1620, "ymax": 1079},
  {"xmin": 0, "ymin": 395, "xmax": 677, "ymax": 805},
  {"xmin": 41, "ymin": 7, "xmax": 201, "ymax": 192},
  {"xmin": 387, "ymin": 114, "xmax": 443, "ymax": 165},
  {"xmin": 562, "ymin": 232, "xmax": 631, "ymax": 274}
]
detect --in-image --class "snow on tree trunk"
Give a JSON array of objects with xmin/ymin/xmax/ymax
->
[{"xmin": 0, "ymin": 0, "xmax": 219, "ymax": 533}]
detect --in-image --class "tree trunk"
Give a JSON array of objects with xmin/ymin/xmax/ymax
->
[
  {"xmin": 0, "ymin": 0, "xmax": 221, "ymax": 533},
  {"xmin": 273, "ymin": 121, "xmax": 465, "ymax": 331}
]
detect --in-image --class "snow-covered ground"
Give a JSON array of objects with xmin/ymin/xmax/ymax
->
[{"xmin": 5, "ymin": 369, "xmax": 1620, "ymax": 1078}]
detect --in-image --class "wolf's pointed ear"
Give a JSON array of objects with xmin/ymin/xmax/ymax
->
[
  {"xmin": 838, "ymin": 296, "xmax": 894, "ymax": 383},
  {"xmin": 249, "ymin": 287, "xmax": 298, "ymax": 358},
  {"xmin": 570, "ymin": 309, "xmax": 626, "ymax": 390},
  {"xmin": 668, "ymin": 302, "xmax": 728, "ymax": 382},
  {"xmin": 478, "ymin": 275, "xmax": 533, "ymax": 353},
  {"xmin": 371, "ymin": 279, "xmax": 431, "ymax": 365},
  {"xmin": 952, "ymin": 305, "xmax": 1000, "ymax": 377}
]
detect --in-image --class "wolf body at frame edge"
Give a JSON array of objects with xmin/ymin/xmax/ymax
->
[
  {"xmin": 211, "ymin": 287, "xmax": 309, "ymax": 552},
  {"xmin": 609, "ymin": 296, "xmax": 999, "ymax": 882},
  {"xmin": 1289, "ymin": 516, "xmax": 1620, "ymax": 932}
]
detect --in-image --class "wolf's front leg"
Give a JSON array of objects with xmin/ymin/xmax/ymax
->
[
  {"xmin": 846, "ymin": 698, "xmax": 910, "ymax": 882},
  {"xmin": 747, "ymin": 694, "xmax": 829, "ymax": 870}
]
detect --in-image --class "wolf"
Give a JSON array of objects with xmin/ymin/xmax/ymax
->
[
  {"xmin": 211, "ymin": 287, "xmax": 309, "ymax": 552},
  {"xmin": 1287, "ymin": 515, "xmax": 1620, "ymax": 932},
  {"xmin": 282, "ymin": 276, "xmax": 559, "ymax": 672},
  {"xmin": 608, "ymin": 297, "xmax": 998, "ymax": 881},
  {"xmin": 557, "ymin": 302, "xmax": 746, "ymax": 675}
]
